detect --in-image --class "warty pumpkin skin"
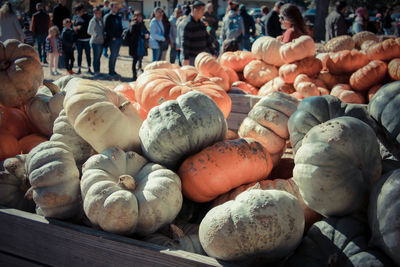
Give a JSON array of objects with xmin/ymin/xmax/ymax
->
[
  {"xmin": 293, "ymin": 117, "xmax": 381, "ymax": 217},
  {"xmin": 0, "ymin": 154, "xmax": 35, "ymax": 212},
  {"xmin": 135, "ymin": 68, "xmax": 231, "ymax": 118},
  {"xmin": 179, "ymin": 138, "xmax": 273, "ymax": 203},
  {"xmin": 64, "ymin": 79, "xmax": 143, "ymax": 154},
  {"xmin": 350, "ymin": 60, "xmax": 387, "ymax": 91},
  {"xmin": 388, "ymin": 58, "xmax": 400, "ymax": 80},
  {"xmin": 199, "ymin": 189, "xmax": 304, "ymax": 261},
  {"xmin": 258, "ymin": 77, "xmax": 295, "ymax": 96},
  {"xmin": 325, "ymin": 35, "xmax": 355, "ymax": 52},
  {"xmin": 243, "ymin": 59, "xmax": 278, "ymax": 88},
  {"xmin": 366, "ymin": 39, "xmax": 400, "ymax": 61},
  {"xmin": 81, "ymin": 147, "xmax": 182, "ymax": 235},
  {"xmin": 326, "ymin": 50, "xmax": 370, "ymax": 75},
  {"xmin": 140, "ymin": 91, "xmax": 227, "ymax": 170},
  {"xmin": 279, "ymin": 35, "xmax": 316, "ymax": 64},
  {"xmin": 0, "ymin": 39, "xmax": 43, "ymax": 107},
  {"xmin": 194, "ymin": 52, "xmax": 230, "ymax": 91},
  {"xmin": 251, "ymin": 36, "xmax": 285, "ymax": 67},
  {"xmin": 352, "ymin": 31, "xmax": 379, "ymax": 49},
  {"xmin": 218, "ymin": 51, "xmax": 258, "ymax": 72},
  {"xmin": 26, "ymin": 141, "xmax": 81, "ymax": 219}
]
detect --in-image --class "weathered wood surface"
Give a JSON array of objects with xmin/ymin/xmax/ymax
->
[
  {"xmin": 227, "ymin": 94, "xmax": 261, "ymax": 131},
  {"xmin": 0, "ymin": 207, "xmax": 234, "ymax": 267}
]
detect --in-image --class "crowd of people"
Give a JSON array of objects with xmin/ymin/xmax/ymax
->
[{"xmin": 0, "ymin": 0, "xmax": 399, "ymax": 81}]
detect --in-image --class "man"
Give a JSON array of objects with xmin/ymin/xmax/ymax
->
[
  {"xmin": 73, "ymin": 3, "xmax": 92, "ymax": 74},
  {"xmin": 265, "ymin": 1, "xmax": 284, "ymax": 37},
  {"xmin": 52, "ymin": 0, "xmax": 70, "ymax": 34},
  {"xmin": 102, "ymin": 0, "xmax": 111, "ymax": 57},
  {"xmin": 259, "ymin": 5, "xmax": 270, "ymax": 35},
  {"xmin": 31, "ymin": 3, "xmax": 50, "ymax": 63},
  {"xmin": 169, "ymin": 7, "xmax": 182, "ymax": 64},
  {"xmin": 182, "ymin": 1, "xmax": 214, "ymax": 66},
  {"xmin": 239, "ymin": 5, "xmax": 255, "ymax": 51},
  {"xmin": 325, "ymin": 1, "xmax": 347, "ymax": 41},
  {"xmin": 203, "ymin": 3, "xmax": 218, "ymax": 39},
  {"xmin": 104, "ymin": 2, "xmax": 123, "ymax": 76}
]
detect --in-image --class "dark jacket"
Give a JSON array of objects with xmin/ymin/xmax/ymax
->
[
  {"xmin": 204, "ymin": 11, "xmax": 218, "ymax": 37},
  {"xmin": 240, "ymin": 10, "xmax": 256, "ymax": 37},
  {"xmin": 31, "ymin": 10, "xmax": 50, "ymax": 35},
  {"xmin": 126, "ymin": 21, "xmax": 149, "ymax": 57},
  {"xmin": 325, "ymin": 10, "xmax": 347, "ymax": 41},
  {"xmin": 265, "ymin": 10, "xmax": 282, "ymax": 37},
  {"xmin": 104, "ymin": 12, "xmax": 123, "ymax": 40},
  {"xmin": 182, "ymin": 15, "xmax": 214, "ymax": 60},
  {"xmin": 52, "ymin": 4, "xmax": 71, "ymax": 33},
  {"xmin": 45, "ymin": 36, "xmax": 62, "ymax": 53},
  {"xmin": 74, "ymin": 13, "xmax": 92, "ymax": 40},
  {"xmin": 61, "ymin": 27, "xmax": 75, "ymax": 49}
]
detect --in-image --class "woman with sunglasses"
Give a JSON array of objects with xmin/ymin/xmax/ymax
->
[{"xmin": 279, "ymin": 4, "xmax": 309, "ymax": 43}]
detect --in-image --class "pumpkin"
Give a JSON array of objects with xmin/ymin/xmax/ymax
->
[
  {"xmin": 369, "ymin": 168, "xmax": 400, "ymax": 266},
  {"xmin": 293, "ymin": 74, "xmax": 312, "ymax": 88},
  {"xmin": 353, "ymin": 31, "xmax": 379, "ymax": 49},
  {"xmin": 293, "ymin": 117, "xmax": 381, "ymax": 217},
  {"xmin": 388, "ymin": 58, "xmax": 400, "ymax": 80},
  {"xmin": 0, "ymin": 154, "xmax": 35, "ymax": 212},
  {"xmin": 143, "ymin": 61, "xmax": 179, "ymax": 71},
  {"xmin": 0, "ymin": 107, "xmax": 31, "ymax": 139},
  {"xmin": 195, "ymin": 52, "xmax": 230, "ymax": 91},
  {"xmin": 135, "ymin": 68, "xmax": 232, "ymax": 118},
  {"xmin": 18, "ymin": 134, "xmax": 47, "ymax": 154},
  {"xmin": 368, "ymin": 84, "xmax": 382, "ymax": 102},
  {"xmin": 279, "ymin": 57, "xmax": 322, "ymax": 84},
  {"xmin": 26, "ymin": 141, "xmax": 80, "ymax": 219},
  {"xmin": 230, "ymin": 81, "xmax": 258, "ymax": 95},
  {"xmin": 140, "ymin": 91, "xmax": 227, "ymax": 170},
  {"xmin": 0, "ymin": 131, "xmax": 20, "ymax": 161},
  {"xmin": 366, "ymin": 39, "xmax": 400, "ymax": 61},
  {"xmin": 315, "ymin": 52, "xmax": 329, "ymax": 71},
  {"xmin": 24, "ymin": 81, "xmax": 65, "ymax": 137},
  {"xmin": 0, "ymin": 39, "xmax": 43, "ymax": 107},
  {"xmin": 222, "ymin": 66, "xmax": 239, "ymax": 87},
  {"xmin": 279, "ymin": 35, "xmax": 315, "ymax": 64},
  {"xmin": 225, "ymin": 129, "xmax": 239, "ymax": 140},
  {"xmin": 179, "ymin": 138, "xmax": 273, "ymax": 202},
  {"xmin": 258, "ymin": 77, "xmax": 295, "ymax": 96},
  {"xmin": 199, "ymin": 189, "xmax": 304, "ymax": 261},
  {"xmin": 238, "ymin": 92, "xmax": 298, "ymax": 166},
  {"xmin": 330, "ymin": 84, "xmax": 365, "ymax": 104},
  {"xmin": 325, "ymin": 35, "xmax": 355, "ymax": 52},
  {"xmin": 251, "ymin": 36, "xmax": 285, "ymax": 66},
  {"xmin": 218, "ymin": 51, "xmax": 258, "ymax": 72},
  {"xmin": 63, "ymin": 79, "xmax": 143, "ymax": 154},
  {"xmin": 288, "ymin": 95, "xmax": 377, "ymax": 154},
  {"xmin": 243, "ymin": 59, "xmax": 278, "ymax": 87},
  {"xmin": 113, "ymin": 83, "xmax": 148, "ymax": 120},
  {"xmin": 50, "ymin": 109, "xmax": 92, "ymax": 164},
  {"xmin": 286, "ymin": 216, "xmax": 394, "ymax": 267},
  {"xmin": 290, "ymin": 92, "xmax": 304, "ymax": 100},
  {"xmin": 314, "ymin": 43, "xmax": 327, "ymax": 53},
  {"xmin": 350, "ymin": 60, "xmax": 387, "ymax": 91},
  {"xmin": 295, "ymin": 82, "xmax": 320, "ymax": 98},
  {"xmin": 326, "ymin": 50, "xmax": 370, "ymax": 75},
  {"xmin": 361, "ymin": 39, "xmax": 379, "ymax": 51},
  {"xmin": 53, "ymin": 75, "xmax": 76, "ymax": 91},
  {"xmin": 81, "ymin": 147, "xmax": 182, "ymax": 235}
]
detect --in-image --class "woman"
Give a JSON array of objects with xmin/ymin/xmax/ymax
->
[
  {"xmin": 126, "ymin": 11, "xmax": 149, "ymax": 80},
  {"xmin": 87, "ymin": 5, "xmax": 104, "ymax": 77},
  {"xmin": 279, "ymin": 4, "xmax": 309, "ymax": 43},
  {"xmin": 149, "ymin": 7, "xmax": 167, "ymax": 62},
  {"xmin": 160, "ymin": 10, "xmax": 170, "ymax": 60},
  {"xmin": 352, "ymin": 7, "xmax": 368, "ymax": 34},
  {"xmin": 0, "ymin": 1, "xmax": 24, "ymax": 42}
]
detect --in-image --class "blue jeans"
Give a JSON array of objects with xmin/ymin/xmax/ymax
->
[
  {"xmin": 383, "ymin": 28, "xmax": 391, "ymax": 36},
  {"xmin": 35, "ymin": 34, "xmax": 46, "ymax": 62},
  {"xmin": 76, "ymin": 40, "xmax": 91, "ymax": 68},
  {"xmin": 109, "ymin": 38, "xmax": 122, "ymax": 74},
  {"xmin": 152, "ymin": 48, "xmax": 160, "ymax": 62},
  {"xmin": 91, "ymin": 43, "xmax": 103, "ymax": 73}
]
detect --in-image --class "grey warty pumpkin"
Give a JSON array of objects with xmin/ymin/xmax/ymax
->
[
  {"xmin": 0, "ymin": 155, "xmax": 35, "ymax": 212},
  {"xmin": 81, "ymin": 147, "xmax": 183, "ymax": 236},
  {"xmin": 369, "ymin": 168, "xmax": 400, "ymax": 266},
  {"xmin": 26, "ymin": 141, "xmax": 81, "ymax": 219},
  {"xmin": 139, "ymin": 91, "xmax": 227, "ymax": 170},
  {"xmin": 286, "ymin": 216, "xmax": 395, "ymax": 267},
  {"xmin": 294, "ymin": 117, "xmax": 381, "ymax": 217}
]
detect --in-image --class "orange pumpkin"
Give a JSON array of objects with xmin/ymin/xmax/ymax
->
[
  {"xmin": 316, "ymin": 52, "xmax": 330, "ymax": 71},
  {"xmin": 367, "ymin": 84, "xmax": 382, "ymax": 102},
  {"xmin": 0, "ymin": 130, "xmax": 20, "ymax": 161},
  {"xmin": 330, "ymin": 84, "xmax": 365, "ymax": 104},
  {"xmin": 225, "ymin": 129, "xmax": 239, "ymax": 140},
  {"xmin": 388, "ymin": 58, "xmax": 400, "ymax": 80},
  {"xmin": 218, "ymin": 51, "xmax": 258, "ymax": 72},
  {"xmin": 318, "ymin": 87, "xmax": 330, "ymax": 95},
  {"xmin": 293, "ymin": 74, "xmax": 313, "ymax": 89},
  {"xmin": 350, "ymin": 60, "xmax": 387, "ymax": 91},
  {"xmin": 279, "ymin": 57, "xmax": 322, "ymax": 84},
  {"xmin": 326, "ymin": 50, "xmax": 370, "ymax": 75},
  {"xmin": 243, "ymin": 59, "xmax": 278, "ymax": 87},
  {"xmin": 366, "ymin": 39, "xmax": 400, "ymax": 61},
  {"xmin": 325, "ymin": 35, "xmax": 355, "ymax": 52},
  {"xmin": 221, "ymin": 66, "xmax": 239, "ymax": 87},
  {"xmin": 295, "ymin": 82, "xmax": 320, "ymax": 98},
  {"xmin": 231, "ymin": 81, "xmax": 258, "ymax": 95},
  {"xmin": 114, "ymin": 83, "xmax": 136, "ymax": 102},
  {"xmin": 318, "ymin": 71, "xmax": 350, "ymax": 90},
  {"xmin": 18, "ymin": 134, "xmax": 47, "ymax": 154},
  {"xmin": 291, "ymin": 92, "xmax": 304, "ymax": 100},
  {"xmin": 258, "ymin": 77, "xmax": 295, "ymax": 96},
  {"xmin": 143, "ymin": 61, "xmax": 179, "ymax": 71},
  {"xmin": 135, "ymin": 68, "xmax": 232, "ymax": 118},
  {"xmin": 179, "ymin": 138, "xmax": 273, "ymax": 202},
  {"xmin": 361, "ymin": 40, "xmax": 378, "ymax": 51},
  {"xmin": 0, "ymin": 107, "xmax": 32, "ymax": 139},
  {"xmin": 353, "ymin": 31, "xmax": 378, "ymax": 49},
  {"xmin": 194, "ymin": 52, "xmax": 230, "ymax": 91},
  {"xmin": 280, "ymin": 35, "xmax": 316, "ymax": 64}
]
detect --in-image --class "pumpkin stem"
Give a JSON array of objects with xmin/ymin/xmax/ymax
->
[
  {"xmin": 118, "ymin": 174, "xmax": 136, "ymax": 191},
  {"xmin": 24, "ymin": 187, "xmax": 34, "ymax": 200},
  {"xmin": 119, "ymin": 101, "xmax": 131, "ymax": 112}
]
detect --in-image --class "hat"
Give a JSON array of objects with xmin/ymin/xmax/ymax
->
[{"xmin": 192, "ymin": 1, "xmax": 205, "ymax": 8}]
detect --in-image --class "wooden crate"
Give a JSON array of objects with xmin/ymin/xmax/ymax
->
[{"xmin": 227, "ymin": 94, "xmax": 261, "ymax": 132}]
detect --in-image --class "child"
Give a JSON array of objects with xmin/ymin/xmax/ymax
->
[
  {"xmin": 23, "ymin": 22, "xmax": 34, "ymax": 47},
  {"xmin": 45, "ymin": 26, "xmax": 62, "ymax": 75},
  {"xmin": 60, "ymin": 18, "xmax": 76, "ymax": 75}
]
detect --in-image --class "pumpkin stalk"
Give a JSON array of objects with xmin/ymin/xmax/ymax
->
[
  {"xmin": 119, "ymin": 101, "xmax": 131, "ymax": 112},
  {"xmin": 24, "ymin": 187, "xmax": 34, "ymax": 200},
  {"xmin": 118, "ymin": 174, "xmax": 136, "ymax": 191}
]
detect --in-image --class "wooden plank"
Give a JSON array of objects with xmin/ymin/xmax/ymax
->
[
  {"xmin": 0, "ymin": 207, "xmax": 234, "ymax": 267},
  {"xmin": 227, "ymin": 113, "xmax": 247, "ymax": 132},
  {"xmin": 228, "ymin": 94, "xmax": 261, "ymax": 114},
  {"xmin": 0, "ymin": 251, "xmax": 45, "ymax": 267}
]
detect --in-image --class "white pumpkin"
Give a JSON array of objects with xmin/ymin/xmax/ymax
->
[{"xmin": 251, "ymin": 36, "xmax": 285, "ymax": 67}]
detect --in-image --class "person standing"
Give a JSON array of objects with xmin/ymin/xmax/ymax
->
[
  {"xmin": 176, "ymin": 5, "xmax": 190, "ymax": 65},
  {"xmin": 23, "ymin": 22, "xmax": 34, "ymax": 46},
  {"xmin": 352, "ymin": 7, "xmax": 369, "ymax": 34},
  {"xmin": 383, "ymin": 8, "xmax": 393, "ymax": 36},
  {"xmin": 220, "ymin": 1, "xmax": 245, "ymax": 50},
  {"xmin": 169, "ymin": 7, "xmax": 182, "ymax": 64},
  {"xmin": 239, "ymin": 5, "xmax": 255, "ymax": 51},
  {"xmin": 259, "ymin": 5, "xmax": 270, "ymax": 35},
  {"xmin": 0, "ymin": 2, "xmax": 24, "ymax": 42},
  {"xmin": 31, "ymin": 3, "xmax": 50, "ymax": 63},
  {"xmin": 265, "ymin": 1, "xmax": 284, "ymax": 38},
  {"xmin": 103, "ymin": 2, "xmax": 123, "ymax": 77},
  {"xmin": 102, "ymin": 0, "xmax": 111, "ymax": 58},
  {"xmin": 203, "ymin": 3, "xmax": 218, "ymax": 39},
  {"xmin": 60, "ymin": 18, "xmax": 75, "ymax": 74},
  {"xmin": 160, "ymin": 10, "xmax": 171, "ymax": 60},
  {"xmin": 73, "ymin": 4, "xmax": 92, "ymax": 74},
  {"xmin": 52, "ymin": 0, "xmax": 71, "ymax": 35},
  {"xmin": 325, "ymin": 1, "xmax": 347, "ymax": 41},
  {"xmin": 279, "ymin": 4, "xmax": 309, "ymax": 43},
  {"xmin": 149, "ymin": 7, "xmax": 166, "ymax": 62},
  {"xmin": 45, "ymin": 26, "xmax": 62, "ymax": 75},
  {"xmin": 87, "ymin": 5, "xmax": 104, "ymax": 78}
]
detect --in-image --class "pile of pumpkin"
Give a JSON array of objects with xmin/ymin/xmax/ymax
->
[{"xmin": 1, "ymin": 38, "xmax": 400, "ymax": 266}]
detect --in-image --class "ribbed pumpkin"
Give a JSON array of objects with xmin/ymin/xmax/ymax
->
[
  {"xmin": 140, "ymin": 91, "xmax": 227, "ymax": 170},
  {"xmin": 326, "ymin": 50, "xmax": 370, "ymax": 75},
  {"xmin": 238, "ymin": 92, "xmax": 298, "ymax": 166},
  {"xmin": 315, "ymin": 52, "xmax": 329, "ymax": 71},
  {"xmin": 0, "ymin": 131, "xmax": 20, "ymax": 161},
  {"xmin": 388, "ymin": 58, "xmax": 400, "ymax": 80},
  {"xmin": 279, "ymin": 57, "xmax": 322, "ymax": 84},
  {"xmin": 366, "ymin": 39, "xmax": 400, "ymax": 61},
  {"xmin": 294, "ymin": 81, "xmax": 320, "ymax": 98},
  {"xmin": 350, "ymin": 60, "xmax": 387, "ymax": 91},
  {"xmin": 0, "ymin": 39, "xmax": 43, "ymax": 107},
  {"xmin": 325, "ymin": 35, "xmax": 355, "ymax": 52},
  {"xmin": 368, "ymin": 84, "xmax": 382, "ymax": 101},
  {"xmin": 218, "ymin": 51, "xmax": 258, "ymax": 72},
  {"xmin": 279, "ymin": 35, "xmax": 315, "ymax": 64},
  {"xmin": 330, "ymin": 84, "xmax": 365, "ymax": 104},
  {"xmin": 199, "ymin": 189, "xmax": 304, "ymax": 261},
  {"xmin": 222, "ymin": 66, "xmax": 239, "ymax": 87},
  {"xmin": 318, "ymin": 71, "xmax": 349, "ymax": 89},
  {"xmin": 258, "ymin": 77, "xmax": 295, "ymax": 96},
  {"xmin": 0, "ymin": 107, "xmax": 31, "ymax": 139},
  {"xmin": 63, "ymin": 79, "xmax": 143, "ymax": 154},
  {"xmin": 81, "ymin": 147, "xmax": 182, "ymax": 235},
  {"xmin": 251, "ymin": 36, "xmax": 285, "ymax": 66},
  {"xmin": 53, "ymin": 75, "xmax": 76, "ymax": 91},
  {"xmin": 352, "ymin": 31, "xmax": 379, "ymax": 49},
  {"xmin": 18, "ymin": 134, "xmax": 47, "ymax": 154},
  {"xmin": 194, "ymin": 52, "xmax": 230, "ymax": 91},
  {"xmin": 135, "ymin": 68, "xmax": 231, "ymax": 118},
  {"xmin": 243, "ymin": 59, "xmax": 278, "ymax": 87},
  {"xmin": 293, "ymin": 117, "xmax": 381, "ymax": 217},
  {"xmin": 231, "ymin": 81, "xmax": 258, "ymax": 95},
  {"xmin": 143, "ymin": 61, "xmax": 179, "ymax": 71},
  {"xmin": 179, "ymin": 138, "xmax": 273, "ymax": 202},
  {"xmin": 113, "ymin": 82, "xmax": 147, "ymax": 120}
]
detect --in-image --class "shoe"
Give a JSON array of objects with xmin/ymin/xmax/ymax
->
[
  {"xmin": 43, "ymin": 60, "xmax": 48, "ymax": 64},
  {"xmin": 77, "ymin": 68, "xmax": 81, "ymax": 74},
  {"xmin": 50, "ymin": 71, "xmax": 56, "ymax": 76},
  {"xmin": 54, "ymin": 70, "xmax": 60, "ymax": 75},
  {"xmin": 87, "ymin": 68, "xmax": 93, "ymax": 75},
  {"xmin": 67, "ymin": 70, "xmax": 75, "ymax": 75},
  {"xmin": 93, "ymin": 73, "xmax": 103, "ymax": 79}
]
